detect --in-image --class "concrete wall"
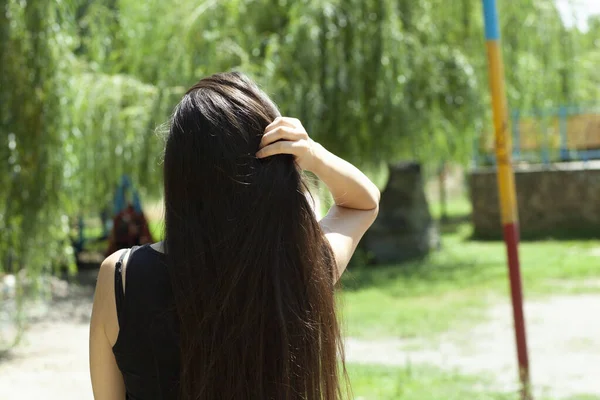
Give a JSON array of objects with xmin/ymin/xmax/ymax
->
[{"xmin": 469, "ymin": 161, "xmax": 600, "ymax": 238}]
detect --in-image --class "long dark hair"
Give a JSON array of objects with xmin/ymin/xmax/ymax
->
[{"xmin": 163, "ymin": 72, "xmax": 346, "ymax": 399}]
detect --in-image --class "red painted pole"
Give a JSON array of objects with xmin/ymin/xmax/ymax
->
[{"xmin": 504, "ymin": 224, "xmax": 531, "ymax": 399}]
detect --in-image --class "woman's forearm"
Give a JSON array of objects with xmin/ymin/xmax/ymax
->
[{"xmin": 309, "ymin": 143, "xmax": 380, "ymax": 211}]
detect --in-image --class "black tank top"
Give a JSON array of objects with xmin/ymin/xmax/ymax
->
[{"xmin": 112, "ymin": 244, "xmax": 180, "ymax": 400}]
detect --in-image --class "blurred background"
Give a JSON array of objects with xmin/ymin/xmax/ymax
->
[{"xmin": 1, "ymin": 0, "xmax": 599, "ymax": 398}]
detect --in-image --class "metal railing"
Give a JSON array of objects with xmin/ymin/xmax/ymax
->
[{"xmin": 474, "ymin": 105, "xmax": 600, "ymax": 166}]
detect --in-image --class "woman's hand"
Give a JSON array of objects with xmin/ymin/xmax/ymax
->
[
  {"xmin": 257, "ymin": 116, "xmax": 380, "ymax": 282},
  {"xmin": 256, "ymin": 117, "xmax": 321, "ymax": 172}
]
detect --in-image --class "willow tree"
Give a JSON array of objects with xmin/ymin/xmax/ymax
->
[
  {"xmin": 74, "ymin": 0, "xmax": 585, "ymax": 167},
  {"xmin": 0, "ymin": 0, "xmax": 165, "ymax": 345},
  {"xmin": 2, "ymin": 0, "xmax": 597, "ymax": 342},
  {"xmin": 0, "ymin": 0, "xmax": 74, "ymax": 276},
  {"xmin": 256, "ymin": 0, "xmax": 482, "ymax": 169},
  {"xmin": 0, "ymin": 0, "xmax": 74, "ymax": 346},
  {"xmin": 570, "ymin": 16, "xmax": 600, "ymax": 103}
]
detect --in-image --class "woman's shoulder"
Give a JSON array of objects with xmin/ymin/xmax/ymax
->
[
  {"xmin": 96, "ymin": 245, "xmax": 166, "ymax": 302},
  {"xmin": 97, "ymin": 249, "xmax": 128, "ymax": 292},
  {"xmin": 101, "ymin": 248, "xmax": 129, "ymax": 268},
  {"xmin": 93, "ymin": 249, "xmax": 129, "ymax": 346}
]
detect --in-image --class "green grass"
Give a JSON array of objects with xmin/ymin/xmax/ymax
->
[
  {"xmin": 346, "ymin": 364, "xmax": 600, "ymax": 400},
  {"xmin": 347, "ymin": 363, "xmax": 515, "ymax": 400},
  {"xmin": 341, "ymin": 219, "xmax": 600, "ymax": 338},
  {"xmin": 429, "ymin": 195, "xmax": 472, "ymax": 221}
]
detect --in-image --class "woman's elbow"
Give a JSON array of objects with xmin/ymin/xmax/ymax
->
[
  {"xmin": 365, "ymin": 202, "xmax": 379, "ymax": 224},
  {"xmin": 367, "ymin": 185, "xmax": 381, "ymax": 212}
]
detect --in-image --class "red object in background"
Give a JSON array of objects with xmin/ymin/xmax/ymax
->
[{"xmin": 106, "ymin": 204, "xmax": 153, "ymax": 255}]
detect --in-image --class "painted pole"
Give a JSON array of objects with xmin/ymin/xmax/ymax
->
[{"xmin": 481, "ymin": 1, "xmax": 532, "ymax": 399}]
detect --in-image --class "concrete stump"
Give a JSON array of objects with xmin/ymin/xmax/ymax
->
[{"xmin": 363, "ymin": 162, "xmax": 439, "ymax": 263}]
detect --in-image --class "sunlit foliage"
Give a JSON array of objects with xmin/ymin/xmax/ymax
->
[{"xmin": 0, "ymin": 0, "xmax": 597, "ymax": 340}]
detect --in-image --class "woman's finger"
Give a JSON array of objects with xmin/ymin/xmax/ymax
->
[
  {"xmin": 256, "ymin": 140, "xmax": 302, "ymax": 158},
  {"xmin": 265, "ymin": 117, "xmax": 296, "ymax": 132},
  {"xmin": 260, "ymin": 127, "xmax": 306, "ymax": 148},
  {"xmin": 280, "ymin": 117, "xmax": 302, "ymax": 127}
]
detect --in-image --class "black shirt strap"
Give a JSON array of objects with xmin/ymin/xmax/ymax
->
[{"xmin": 114, "ymin": 248, "xmax": 130, "ymax": 329}]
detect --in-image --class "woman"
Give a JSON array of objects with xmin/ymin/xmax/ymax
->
[{"xmin": 89, "ymin": 72, "xmax": 380, "ymax": 399}]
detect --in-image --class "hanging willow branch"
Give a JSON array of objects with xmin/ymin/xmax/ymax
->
[{"xmin": 0, "ymin": 0, "xmax": 597, "ymax": 347}]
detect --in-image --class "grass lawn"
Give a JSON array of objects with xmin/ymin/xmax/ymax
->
[
  {"xmin": 346, "ymin": 363, "xmax": 600, "ymax": 400},
  {"xmin": 346, "ymin": 363, "xmax": 517, "ymax": 400},
  {"xmin": 340, "ymin": 197, "xmax": 600, "ymax": 339},
  {"xmin": 340, "ymin": 196, "xmax": 600, "ymax": 397}
]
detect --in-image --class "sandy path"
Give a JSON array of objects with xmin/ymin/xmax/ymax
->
[
  {"xmin": 0, "ymin": 274, "xmax": 95, "ymax": 400},
  {"xmin": 0, "ymin": 321, "xmax": 92, "ymax": 399},
  {"xmin": 346, "ymin": 294, "xmax": 600, "ymax": 399}
]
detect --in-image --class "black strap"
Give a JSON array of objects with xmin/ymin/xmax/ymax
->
[{"xmin": 114, "ymin": 248, "xmax": 131, "ymax": 329}]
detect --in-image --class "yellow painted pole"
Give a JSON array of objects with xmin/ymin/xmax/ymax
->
[{"xmin": 481, "ymin": 1, "xmax": 532, "ymax": 398}]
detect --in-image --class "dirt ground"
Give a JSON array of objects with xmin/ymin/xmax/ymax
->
[
  {"xmin": 1, "ymin": 273, "xmax": 599, "ymax": 400},
  {"xmin": 0, "ymin": 272, "xmax": 95, "ymax": 400},
  {"xmin": 346, "ymin": 294, "xmax": 600, "ymax": 399}
]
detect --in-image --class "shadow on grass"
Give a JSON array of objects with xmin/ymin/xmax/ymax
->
[
  {"xmin": 471, "ymin": 227, "xmax": 600, "ymax": 242},
  {"xmin": 345, "ymin": 215, "xmax": 600, "ymax": 296},
  {"xmin": 437, "ymin": 214, "xmax": 471, "ymax": 235},
  {"xmin": 342, "ymin": 216, "xmax": 489, "ymax": 292},
  {"xmin": 341, "ymin": 252, "xmax": 485, "ymax": 293}
]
